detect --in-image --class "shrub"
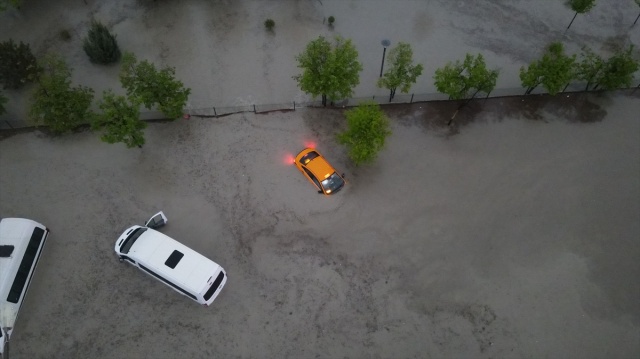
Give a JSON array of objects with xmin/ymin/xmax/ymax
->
[
  {"xmin": 264, "ymin": 19, "xmax": 275, "ymax": 30},
  {"xmin": 0, "ymin": 39, "xmax": 41, "ymax": 89},
  {"xmin": 83, "ymin": 20, "xmax": 121, "ymax": 64},
  {"xmin": 328, "ymin": 16, "xmax": 335, "ymax": 25}
]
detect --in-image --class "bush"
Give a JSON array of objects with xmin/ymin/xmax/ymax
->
[
  {"xmin": 336, "ymin": 101, "xmax": 392, "ymax": 165},
  {"xmin": 264, "ymin": 19, "xmax": 275, "ymax": 30},
  {"xmin": 328, "ymin": 16, "xmax": 335, "ymax": 25},
  {"xmin": 0, "ymin": 39, "xmax": 41, "ymax": 89},
  {"xmin": 83, "ymin": 20, "xmax": 121, "ymax": 64}
]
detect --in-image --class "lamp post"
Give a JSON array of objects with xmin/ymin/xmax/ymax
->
[{"xmin": 380, "ymin": 39, "xmax": 390, "ymax": 78}]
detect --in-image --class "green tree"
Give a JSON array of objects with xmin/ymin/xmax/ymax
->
[
  {"xmin": 92, "ymin": 90, "xmax": 146, "ymax": 148},
  {"xmin": 0, "ymin": 39, "xmax": 41, "ymax": 89},
  {"xmin": 520, "ymin": 42, "xmax": 576, "ymax": 95},
  {"xmin": 336, "ymin": 101, "xmax": 391, "ymax": 165},
  {"xmin": 264, "ymin": 19, "xmax": 275, "ymax": 30},
  {"xmin": 0, "ymin": 0, "xmax": 21, "ymax": 11},
  {"xmin": 567, "ymin": 0, "xmax": 596, "ymax": 29},
  {"xmin": 120, "ymin": 52, "xmax": 191, "ymax": 119},
  {"xmin": 434, "ymin": 53, "xmax": 499, "ymax": 125},
  {"xmin": 83, "ymin": 20, "xmax": 121, "ymax": 64},
  {"xmin": 576, "ymin": 46, "xmax": 605, "ymax": 91},
  {"xmin": 0, "ymin": 91, "xmax": 8, "ymax": 115},
  {"xmin": 377, "ymin": 42, "xmax": 423, "ymax": 102},
  {"xmin": 294, "ymin": 36, "xmax": 363, "ymax": 106},
  {"xmin": 28, "ymin": 54, "xmax": 95, "ymax": 134},
  {"xmin": 594, "ymin": 45, "xmax": 639, "ymax": 90}
]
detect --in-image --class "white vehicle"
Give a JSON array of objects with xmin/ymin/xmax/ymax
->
[
  {"xmin": 114, "ymin": 212, "xmax": 227, "ymax": 306},
  {"xmin": 0, "ymin": 218, "xmax": 49, "ymax": 358}
]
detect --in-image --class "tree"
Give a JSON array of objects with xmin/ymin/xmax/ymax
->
[
  {"xmin": 120, "ymin": 52, "xmax": 191, "ymax": 119},
  {"xmin": 336, "ymin": 101, "xmax": 391, "ymax": 165},
  {"xmin": 377, "ymin": 42, "xmax": 423, "ymax": 102},
  {"xmin": 434, "ymin": 53, "xmax": 499, "ymax": 125},
  {"xmin": 0, "ymin": 0, "xmax": 21, "ymax": 11},
  {"xmin": 594, "ymin": 45, "xmax": 639, "ymax": 90},
  {"xmin": 520, "ymin": 42, "xmax": 576, "ymax": 95},
  {"xmin": 567, "ymin": 0, "xmax": 596, "ymax": 29},
  {"xmin": 294, "ymin": 36, "xmax": 363, "ymax": 106},
  {"xmin": 83, "ymin": 20, "xmax": 121, "ymax": 64},
  {"xmin": 28, "ymin": 54, "xmax": 95, "ymax": 134},
  {"xmin": 576, "ymin": 46, "xmax": 605, "ymax": 91},
  {"xmin": 0, "ymin": 39, "xmax": 41, "ymax": 89},
  {"xmin": 0, "ymin": 91, "xmax": 7, "ymax": 115},
  {"xmin": 264, "ymin": 19, "xmax": 275, "ymax": 30},
  {"xmin": 92, "ymin": 90, "xmax": 146, "ymax": 148}
]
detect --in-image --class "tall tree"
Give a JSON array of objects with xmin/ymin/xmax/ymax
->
[
  {"xmin": 567, "ymin": 0, "xmax": 597, "ymax": 29},
  {"xmin": 0, "ymin": 39, "xmax": 41, "ymax": 89},
  {"xmin": 434, "ymin": 53, "xmax": 499, "ymax": 125},
  {"xmin": 83, "ymin": 20, "xmax": 122, "ymax": 64},
  {"xmin": 520, "ymin": 42, "xmax": 576, "ymax": 95},
  {"xmin": 576, "ymin": 46, "xmax": 605, "ymax": 91},
  {"xmin": 0, "ymin": 91, "xmax": 7, "ymax": 115},
  {"xmin": 294, "ymin": 36, "xmax": 363, "ymax": 107},
  {"xmin": 120, "ymin": 52, "xmax": 191, "ymax": 119},
  {"xmin": 28, "ymin": 54, "xmax": 95, "ymax": 134},
  {"xmin": 336, "ymin": 101, "xmax": 391, "ymax": 165},
  {"xmin": 377, "ymin": 42, "xmax": 423, "ymax": 102},
  {"xmin": 593, "ymin": 45, "xmax": 639, "ymax": 90},
  {"xmin": 92, "ymin": 90, "xmax": 146, "ymax": 148}
]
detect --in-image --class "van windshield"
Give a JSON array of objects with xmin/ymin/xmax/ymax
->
[
  {"xmin": 120, "ymin": 228, "xmax": 147, "ymax": 254},
  {"xmin": 203, "ymin": 272, "xmax": 225, "ymax": 301}
]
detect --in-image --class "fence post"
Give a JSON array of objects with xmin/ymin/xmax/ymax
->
[
  {"xmin": 410, "ymin": 94, "xmax": 414, "ymax": 103},
  {"xmin": 254, "ymin": 104, "xmax": 256, "ymax": 113},
  {"xmin": 213, "ymin": 107, "xmax": 217, "ymax": 117}
]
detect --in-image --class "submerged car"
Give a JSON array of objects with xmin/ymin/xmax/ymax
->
[{"xmin": 294, "ymin": 148, "xmax": 346, "ymax": 195}]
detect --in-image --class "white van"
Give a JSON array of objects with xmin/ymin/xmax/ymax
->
[
  {"xmin": 0, "ymin": 218, "xmax": 49, "ymax": 357},
  {"xmin": 114, "ymin": 212, "xmax": 227, "ymax": 306}
]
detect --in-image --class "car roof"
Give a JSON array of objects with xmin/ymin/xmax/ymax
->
[
  {"xmin": 128, "ymin": 228, "xmax": 220, "ymax": 293},
  {"xmin": 306, "ymin": 154, "xmax": 336, "ymax": 179}
]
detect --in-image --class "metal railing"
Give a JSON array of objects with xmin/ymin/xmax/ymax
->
[{"xmin": 2, "ymin": 81, "xmax": 638, "ymax": 130}]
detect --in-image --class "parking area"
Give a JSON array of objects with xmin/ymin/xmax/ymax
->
[{"xmin": 1, "ymin": 93, "xmax": 639, "ymax": 358}]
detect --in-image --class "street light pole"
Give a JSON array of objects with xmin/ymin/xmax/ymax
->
[{"xmin": 380, "ymin": 39, "xmax": 390, "ymax": 78}]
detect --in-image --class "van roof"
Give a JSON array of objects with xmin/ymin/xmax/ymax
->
[{"xmin": 127, "ymin": 228, "xmax": 221, "ymax": 293}]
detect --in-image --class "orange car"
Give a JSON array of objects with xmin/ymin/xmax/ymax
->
[{"xmin": 294, "ymin": 148, "xmax": 346, "ymax": 195}]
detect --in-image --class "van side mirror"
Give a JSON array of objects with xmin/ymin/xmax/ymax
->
[{"xmin": 342, "ymin": 173, "xmax": 346, "ymax": 178}]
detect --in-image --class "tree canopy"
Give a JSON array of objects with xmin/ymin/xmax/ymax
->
[
  {"xmin": 520, "ymin": 42, "xmax": 576, "ymax": 95},
  {"xmin": 83, "ymin": 20, "xmax": 121, "ymax": 64},
  {"xmin": 0, "ymin": 39, "xmax": 41, "ymax": 89},
  {"xmin": 28, "ymin": 54, "xmax": 94, "ymax": 134},
  {"xmin": 92, "ymin": 90, "xmax": 146, "ymax": 148},
  {"xmin": 0, "ymin": 91, "xmax": 7, "ymax": 115},
  {"xmin": 120, "ymin": 52, "xmax": 191, "ymax": 119},
  {"xmin": 336, "ymin": 101, "xmax": 392, "ymax": 165},
  {"xmin": 434, "ymin": 53, "xmax": 499, "ymax": 100},
  {"xmin": 594, "ymin": 45, "xmax": 639, "ymax": 90},
  {"xmin": 377, "ymin": 42, "xmax": 423, "ymax": 102},
  {"xmin": 294, "ymin": 36, "xmax": 363, "ymax": 106},
  {"xmin": 0, "ymin": 0, "xmax": 21, "ymax": 11},
  {"xmin": 569, "ymin": 0, "xmax": 596, "ymax": 13}
]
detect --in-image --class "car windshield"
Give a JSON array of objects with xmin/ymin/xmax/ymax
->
[
  {"xmin": 321, "ymin": 173, "xmax": 344, "ymax": 193},
  {"xmin": 120, "ymin": 227, "xmax": 147, "ymax": 254},
  {"xmin": 300, "ymin": 151, "xmax": 319, "ymax": 164}
]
